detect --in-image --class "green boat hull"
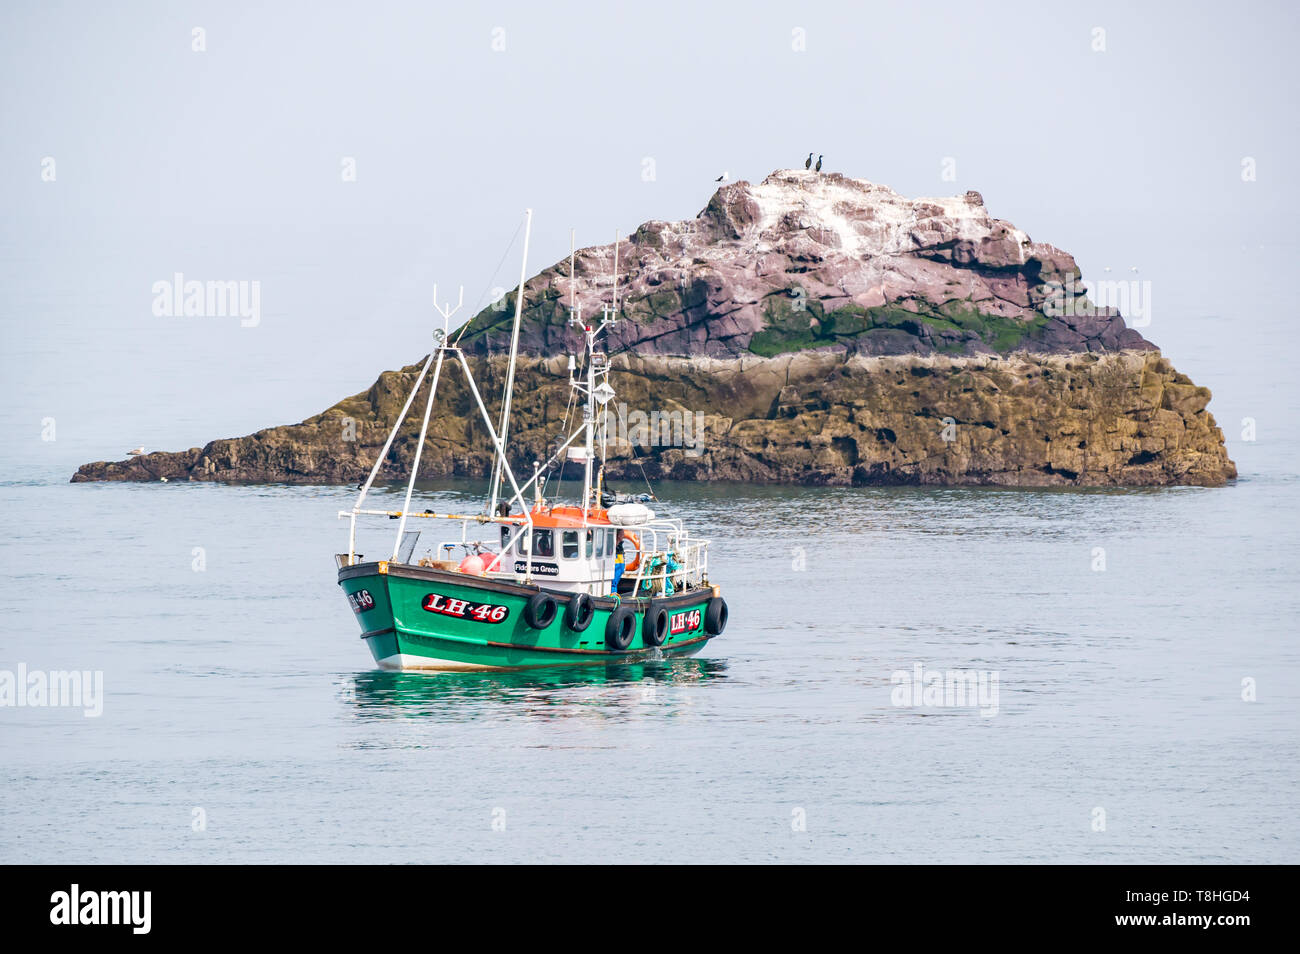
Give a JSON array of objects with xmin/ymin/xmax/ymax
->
[{"xmin": 339, "ymin": 561, "xmax": 720, "ymax": 671}]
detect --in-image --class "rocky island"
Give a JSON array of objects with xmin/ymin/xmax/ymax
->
[{"xmin": 73, "ymin": 170, "xmax": 1236, "ymax": 487}]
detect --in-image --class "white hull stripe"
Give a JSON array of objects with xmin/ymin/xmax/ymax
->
[{"xmin": 376, "ymin": 653, "xmax": 504, "ymax": 672}]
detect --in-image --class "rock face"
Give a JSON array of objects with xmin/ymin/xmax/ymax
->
[
  {"xmin": 456, "ymin": 170, "xmax": 1154, "ymax": 359},
  {"xmin": 73, "ymin": 351, "xmax": 1235, "ymax": 488},
  {"xmin": 71, "ymin": 170, "xmax": 1235, "ymax": 487}
]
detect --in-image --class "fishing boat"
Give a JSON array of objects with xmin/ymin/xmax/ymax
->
[{"xmin": 335, "ymin": 211, "xmax": 729, "ymax": 670}]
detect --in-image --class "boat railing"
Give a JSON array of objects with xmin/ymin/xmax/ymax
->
[
  {"xmin": 341, "ymin": 507, "xmax": 713, "ymax": 595},
  {"xmin": 337, "ymin": 508, "xmax": 536, "ymax": 578},
  {"xmin": 618, "ymin": 520, "xmax": 710, "ymax": 596}
]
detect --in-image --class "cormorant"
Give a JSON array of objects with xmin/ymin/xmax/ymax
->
[
  {"xmin": 805, "ymin": 152, "xmax": 813, "ymax": 170},
  {"xmin": 815, "ymin": 154, "xmax": 823, "ymax": 172}
]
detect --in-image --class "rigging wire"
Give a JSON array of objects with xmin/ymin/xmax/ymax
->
[
  {"xmin": 629, "ymin": 443, "xmax": 657, "ymax": 500},
  {"xmin": 452, "ymin": 217, "xmax": 527, "ymax": 348},
  {"xmin": 457, "ymin": 217, "xmax": 527, "ymax": 513}
]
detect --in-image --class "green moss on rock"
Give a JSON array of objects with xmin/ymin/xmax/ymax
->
[{"xmin": 749, "ymin": 294, "xmax": 1048, "ymax": 357}]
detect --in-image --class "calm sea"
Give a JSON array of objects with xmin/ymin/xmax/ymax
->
[
  {"xmin": 1, "ymin": 469, "xmax": 1296, "ymax": 863},
  {"xmin": 2, "ymin": 233, "xmax": 1298, "ymax": 863}
]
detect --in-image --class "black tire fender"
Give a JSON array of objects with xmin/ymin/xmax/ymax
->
[
  {"xmin": 524, "ymin": 592, "xmax": 558, "ymax": 630},
  {"xmin": 704, "ymin": 596, "xmax": 728, "ymax": 636},
  {"xmin": 564, "ymin": 593, "xmax": 595, "ymax": 632},
  {"xmin": 605, "ymin": 604, "xmax": 636, "ymax": 650},
  {"xmin": 643, "ymin": 601, "xmax": 669, "ymax": 647}
]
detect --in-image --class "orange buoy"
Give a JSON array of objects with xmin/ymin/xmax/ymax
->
[{"xmin": 457, "ymin": 554, "xmax": 486, "ymax": 575}]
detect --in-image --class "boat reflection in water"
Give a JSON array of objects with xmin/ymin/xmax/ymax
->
[{"xmin": 344, "ymin": 656, "xmax": 729, "ymax": 721}]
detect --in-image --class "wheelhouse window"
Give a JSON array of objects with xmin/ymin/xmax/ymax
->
[
  {"xmin": 585, "ymin": 529, "xmax": 594, "ymax": 558},
  {"xmin": 533, "ymin": 529, "xmax": 554, "ymax": 558},
  {"xmin": 595, "ymin": 530, "xmax": 605, "ymax": 558},
  {"xmin": 606, "ymin": 529, "xmax": 616, "ymax": 555},
  {"xmin": 561, "ymin": 530, "xmax": 579, "ymax": 560},
  {"xmin": 500, "ymin": 526, "xmax": 513, "ymax": 552}
]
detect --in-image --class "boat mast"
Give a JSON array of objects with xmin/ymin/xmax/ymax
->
[
  {"xmin": 559, "ymin": 229, "xmax": 621, "ymax": 520},
  {"xmin": 582, "ymin": 322, "xmax": 596, "ymax": 515},
  {"xmin": 580, "ymin": 232, "xmax": 597, "ymax": 515},
  {"xmin": 489, "ymin": 208, "xmax": 533, "ymax": 516},
  {"xmin": 581, "ymin": 230, "xmax": 619, "ymax": 517}
]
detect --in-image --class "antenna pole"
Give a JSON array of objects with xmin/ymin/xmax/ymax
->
[{"xmin": 490, "ymin": 208, "xmax": 533, "ymax": 516}]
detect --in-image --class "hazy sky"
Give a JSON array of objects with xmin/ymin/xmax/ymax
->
[{"xmin": 2, "ymin": 0, "xmax": 1297, "ymax": 478}]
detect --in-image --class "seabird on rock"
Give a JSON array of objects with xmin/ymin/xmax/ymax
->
[
  {"xmin": 127, "ymin": 447, "xmax": 144, "ymax": 456},
  {"xmin": 815, "ymin": 154, "xmax": 823, "ymax": 172},
  {"xmin": 715, "ymin": 171, "xmax": 728, "ymax": 182},
  {"xmin": 805, "ymin": 152, "xmax": 813, "ymax": 170}
]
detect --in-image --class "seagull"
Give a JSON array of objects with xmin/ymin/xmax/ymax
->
[
  {"xmin": 815, "ymin": 155, "xmax": 823, "ymax": 172},
  {"xmin": 1103, "ymin": 266, "xmax": 1111, "ymax": 272},
  {"xmin": 1130, "ymin": 266, "xmax": 1139, "ymax": 273},
  {"xmin": 715, "ymin": 171, "xmax": 728, "ymax": 182},
  {"xmin": 805, "ymin": 152, "xmax": 813, "ymax": 170},
  {"xmin": 127, "ymin": 447, "xmax": 144, "ymax": 456}
]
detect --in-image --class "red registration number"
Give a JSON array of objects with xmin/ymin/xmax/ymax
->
[
  {"xmin": 422, "ymin": 592, "xmax": 510, "ymax": 624},
  {"xmin": 670, "ymin": 609, "xmax": 701, "ymax": 635}
]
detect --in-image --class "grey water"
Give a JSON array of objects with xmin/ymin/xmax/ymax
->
[{"xmin": 1, "ymin": 467, "xmax": 1297, "ymax": 863}]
